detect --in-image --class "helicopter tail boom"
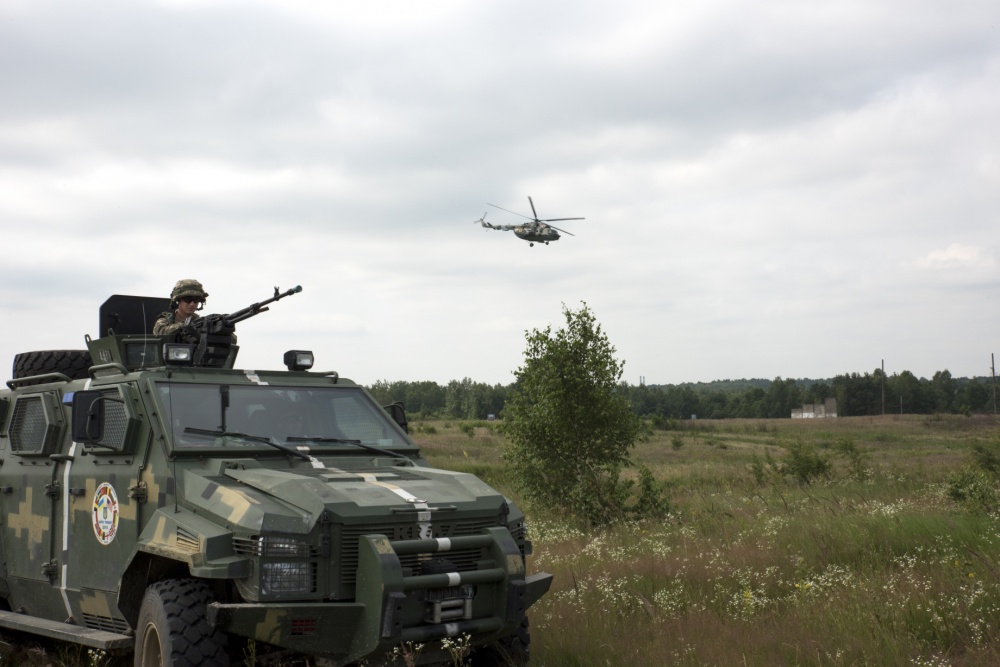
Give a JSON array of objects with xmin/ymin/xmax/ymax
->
[{"xmin": 475, "ymin": 214, "xmax": 516, "ymax": 232}]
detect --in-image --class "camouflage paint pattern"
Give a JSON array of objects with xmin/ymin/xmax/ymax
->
[{"xmin": 0, "ymin": 329, "xmax": 552, "ymax": 663}]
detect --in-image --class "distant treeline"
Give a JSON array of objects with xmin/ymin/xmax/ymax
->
[
  {"xmin": 367, "ymin": 370, "xmax": 998, "ymax": 421},
  {"xmin": 367, "ymin": 378, "xmax": 508, "ymax": 421}
]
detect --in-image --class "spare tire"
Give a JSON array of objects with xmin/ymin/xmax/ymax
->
[{"xmin": 12, "ymin": 350, "xmax": 93, "ymax": 383}]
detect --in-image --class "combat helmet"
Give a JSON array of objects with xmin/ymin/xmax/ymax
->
[{"xmin": 170, "ymin": 279, "xmax": 208, "ymax": 306}]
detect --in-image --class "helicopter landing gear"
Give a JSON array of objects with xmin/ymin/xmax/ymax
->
[{"xmin": 529, "ymin": 243, "xmax": 534, "ymax": 247}]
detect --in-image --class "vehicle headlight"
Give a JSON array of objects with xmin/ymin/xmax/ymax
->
[
  {"xmin": 261, "ymin": 562, "xmax": 316, "ymax": 596},
  {"xmin": 283, "ymin": 350, "xmax": 314, "ymax": 371},
  {"xmin": 163, "ymin": 344, "xmax": 194, "ymax": 365}
]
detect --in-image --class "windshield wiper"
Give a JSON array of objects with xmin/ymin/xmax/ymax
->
[
  {"xmin": 184, "ymin": 427, "xmax": 312, "ymax": 462},
  {"xmin": 285, "ymin": 436, "xmax": 360, "ymax": 444},
  {"xmin": 286, "ymin": 436, "xmax": 410, "ymax": 461}
]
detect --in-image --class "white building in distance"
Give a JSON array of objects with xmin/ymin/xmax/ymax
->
[{"xmin": 791, "ymin": 397, "xmax": 838, "ymax": 418}]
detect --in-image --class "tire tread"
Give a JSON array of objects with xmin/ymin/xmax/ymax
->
[
  {"xmin": 136, "ymin": 579, "xmax": 228, "ymax": 667},
  {"xmin": 12, "ymin": 350, "xmax": 92, "ymax": 383}
]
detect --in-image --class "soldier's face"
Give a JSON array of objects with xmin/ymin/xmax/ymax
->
[{"xmin": 177, "ymin": 296, "xmax": 202, "ymax": 318}]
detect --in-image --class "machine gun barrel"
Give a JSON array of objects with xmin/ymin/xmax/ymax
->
[
  {"xmin": 173, "ymin": 285, "xmax": 302, "ymax": 367},
  {"xmin": 225, "ymin": 285, "xmax": 303, "ymax": 326}
]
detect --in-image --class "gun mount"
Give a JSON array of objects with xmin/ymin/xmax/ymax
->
[
  {"xmin": 86, "ymin": 286, "xmax": 303, "ymax": 373},
  {"xmin": 178, "ymin": 285, "xmax": 303, "ymax": 367}
]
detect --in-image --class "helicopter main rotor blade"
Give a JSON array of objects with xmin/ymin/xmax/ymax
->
[
  {"xmin": 539, "ymin": 217, "xmax": 585, "ymax": 222},
  {"xmin": 547, "ymin": 224, "xmax": 575, "ymax": 236},
  {"xmin": 487, "ymin": 202, "xmax": 534, "ymax": 220},
  {"xmin": 528, "ymin": 196, "xmax": 540, "ymax": 221}
]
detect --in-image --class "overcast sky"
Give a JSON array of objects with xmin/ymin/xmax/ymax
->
[{"xmin": 2, "ymin": 0, "xmax": 998, "ymax": 386}]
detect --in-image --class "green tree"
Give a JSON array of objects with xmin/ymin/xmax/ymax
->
[
  {"xmin": 444, "ymin": 378, "xmax": 508, "ymax": 419},
  {"xmin": 887, "ymin": 370, "xmax": 928, "ymax": 414},
  {"xmin": 366, "ymin": 380, "xmax": 447, "ymax": 418},
  {"xmin": 499, "ymin": 303, "xmax": 648, "ymax": 525},
  {"xmin": 734, "ymin": 386, "xmax": 767, "ymax": 418},
  {"xmin": 958, "ymin": 378, "xmax": 991, "ymax": 413},
  {"xmin": 833, "ymin": 371, "xmax": 880, "ymax": 416},
  {"xmin": 805, "ymin": 381, "xmax": 833, "ymax": 405},
  {"xmin": 931, "ymin": 369, "xmax": 958, "ymax": 413},
  {"xmin": 445, "ymin": 377, "xmax": 475, "ymax": 419},
  {"xmin": 764, "ymin": 377, "xmax": 803, "ymax": 418}
]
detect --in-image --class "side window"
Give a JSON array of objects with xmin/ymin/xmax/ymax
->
[
  {"xmin": 73, "ymin": 385, "xmax": 143, "ymax": 453},
  {"xmin": 9, "ymin": 393, "xmax": 64, "ymax": 455},
  {"xmin": 97, "ymin": 388, "xmax": 130, "ymax": 451}
]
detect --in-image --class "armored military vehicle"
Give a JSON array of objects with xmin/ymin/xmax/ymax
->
[{"xmin": 0, "ymin": 289, "xmax": 551, "ymax": 666}]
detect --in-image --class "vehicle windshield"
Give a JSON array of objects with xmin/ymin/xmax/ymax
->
[{"xmin": 155, "ymin": 382, "xmax": 408, "ymax": 451}]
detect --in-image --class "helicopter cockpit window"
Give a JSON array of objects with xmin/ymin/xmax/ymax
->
[{"xmin": 156, "ymin": 383, "xmax": 406, "ymax": 450}]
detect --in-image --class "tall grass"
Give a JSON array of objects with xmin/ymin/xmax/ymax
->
[{"xmin": 415, "ymin": 414, "xmax": 1000, "ymax": 666}]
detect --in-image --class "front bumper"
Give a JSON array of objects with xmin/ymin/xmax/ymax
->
[{"xmin": 206, "ymin": 527, "xmax": 553, "ymax": 664}]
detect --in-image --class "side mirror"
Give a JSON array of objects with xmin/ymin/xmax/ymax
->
[
  {"xmin": 383, "ymin": 401, "xmax": 408, "ymax": 434},
  {"xmin": 72, "ymin": 390, "xmax": 105, "ymax": 443}
]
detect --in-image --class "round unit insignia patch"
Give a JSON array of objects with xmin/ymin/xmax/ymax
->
[{"xmin": 92, "ymin": 483, "xmax": 119, "ymax": 545}]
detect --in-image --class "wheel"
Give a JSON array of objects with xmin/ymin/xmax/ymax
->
[
  {"xmin": 134, "ymin": 579, "xmax": 229, "ymax": 667},
  {"xmin": 468, "ymin": 616, "xmax": 530, "ymax": 666},
  {"xmin": 12, "ymin": 350, "xmax": 92, "ymax": 383}
]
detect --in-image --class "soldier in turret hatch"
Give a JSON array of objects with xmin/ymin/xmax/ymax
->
[{"xmin": 153, "ymin": 278, "xmax": 208, "ymax": 335}]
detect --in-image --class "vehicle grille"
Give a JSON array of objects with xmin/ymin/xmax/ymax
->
[
  {"xmin": 9, "ymin": 396, "xmax": 56, "ymax": 453},
  {"xmin": 98, "ymin": 389, "xmax": 129, "ymax": 451},
  {"xmin": 82, "ymin": 613, "xmax": 129, "ymax": 634},
  {"xmin": 175, "ymin": 527, "xmax": 200, "ymax": 552},
  {"xmin": 338, "ymin": 517, "xmax": 500, "ymax": 591},
  {"xmin": 233, "ymin": 535, "xmax": 320, "ymax": 557}
]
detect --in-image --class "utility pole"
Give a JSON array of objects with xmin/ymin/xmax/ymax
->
[{"xmin": 992, "ymin": 353, "xmax": 997, "ymax": 415}]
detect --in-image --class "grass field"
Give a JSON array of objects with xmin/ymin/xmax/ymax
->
[{"xmin": 415, "ymin": 414, "xmax": 1000, "ymax": 667}]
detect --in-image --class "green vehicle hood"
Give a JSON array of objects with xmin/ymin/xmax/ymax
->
[{"xmin": 182, "ymin": 464, "xmax": 504, "ymax": 535}]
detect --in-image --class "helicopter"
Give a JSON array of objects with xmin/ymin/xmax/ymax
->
[{"xmin": 474, "ymin": 196, "xmax": 584, "ymax": 246}]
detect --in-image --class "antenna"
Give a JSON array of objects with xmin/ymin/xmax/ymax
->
[
  {"xmin": 992, "ymin": 353, "xmax": 997, "ymax": 415},
  {"xmin": 140, "ymin": 302, "xmax": 149, "ymax": 370}
]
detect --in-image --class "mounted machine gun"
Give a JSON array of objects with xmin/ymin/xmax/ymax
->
[{"xmin": 177, "ymin": 285, "xmax": 303, "ymax": 367}]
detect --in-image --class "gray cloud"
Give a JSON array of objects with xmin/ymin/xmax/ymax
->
[{"xmin": 1, "ymin": 0, "xmax": 998, "ymax": 385}]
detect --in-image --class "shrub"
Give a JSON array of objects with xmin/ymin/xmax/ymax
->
[
  {"xmin": 947, "ymin": 468, "xmax": 998, "ymax": 513},
  {"xmin": 651, "ymin": 415, "xmax": 683, "ymax": 431},
  {"xmin": 500, "ymin": 303, "xmax": 642, "ymax": 527},
  {"xmin": 836, "ymin": 438, "xmax": 870, "ymax": 481},
  {"xmin": 750, "ymin": 454, "xmax": 767, "ymax": 486},
  {"xmin": 629, "ymin": 465, "xmax": 672, "ymax": 520},
  {"xmin": 971, "ymin": 441, "xmax": 1000, "ymax": 479},
  {"xmin": 780, "ymin": 442, "xmax": 831, "ymax": 485}
]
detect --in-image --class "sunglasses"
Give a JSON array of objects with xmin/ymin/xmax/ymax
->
[{"xmin": 179, "ymin": 296, "xmax": 203, "ymax": 304}]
